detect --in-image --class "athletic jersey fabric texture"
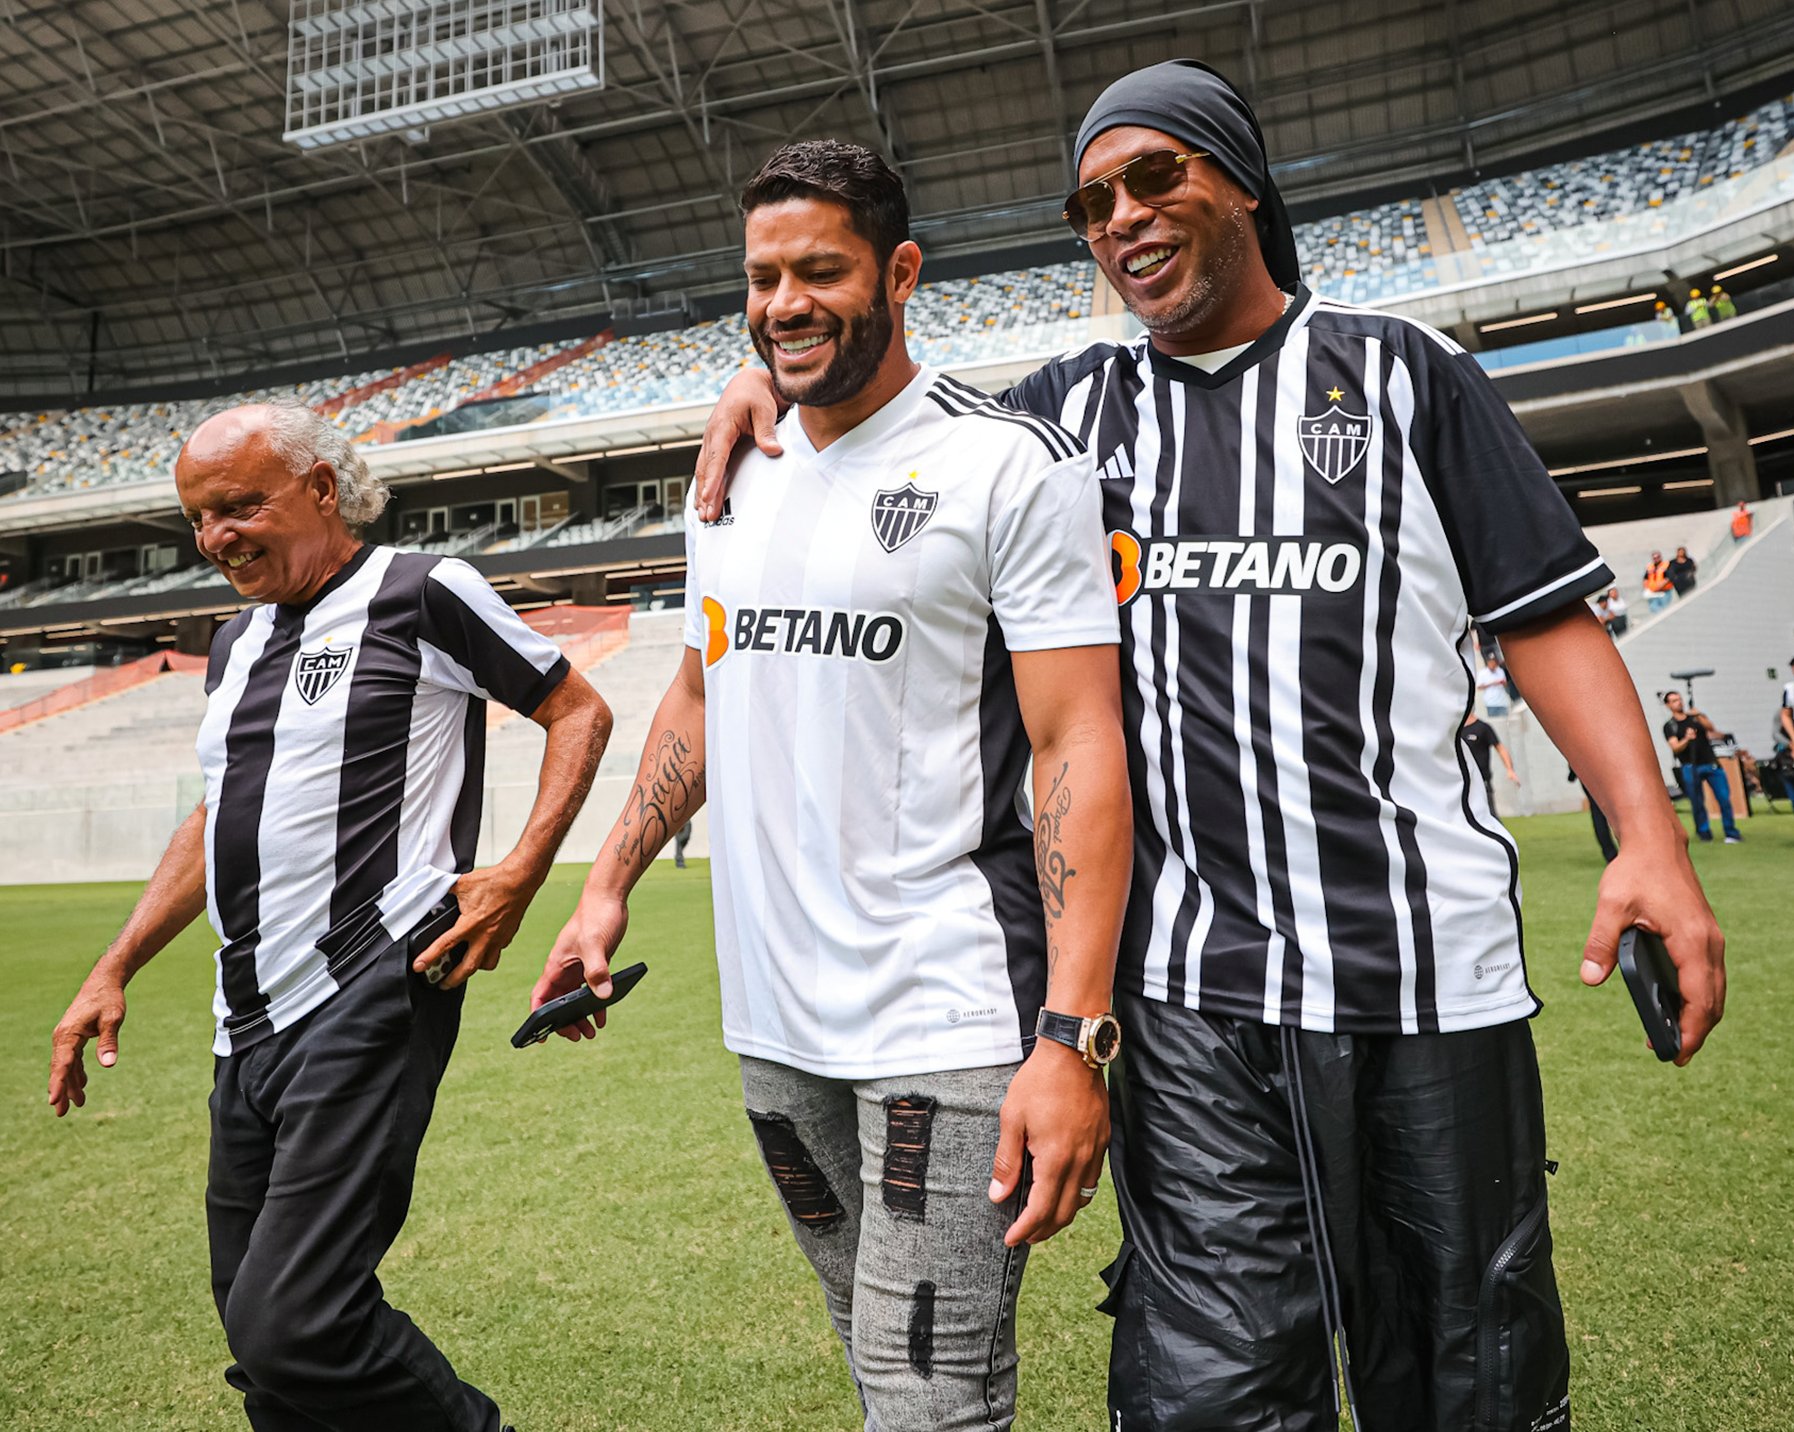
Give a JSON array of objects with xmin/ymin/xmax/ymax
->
[
  {"xmin": 197, "ymin": 545, "xmax": 569, "ymax": 1055},
  {"xmin": 684, "ymin": 363, "xmax": 1118, "ymax": 1078},
  {"xmin": 1006, "ymin": 285, "xmax": 1614, "ymax": 1036}
]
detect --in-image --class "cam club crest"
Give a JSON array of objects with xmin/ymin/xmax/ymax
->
[
  {"xmin": 1298, "ymin": 400, "xmax": 1372, "ymax": 485},
  {"xmin": 293, "ymin": 644, "xmax": 353, "ymax": 705},
  {"xmin": 871, "ymin": 478, "xmax": 939, "ymax": 553}
]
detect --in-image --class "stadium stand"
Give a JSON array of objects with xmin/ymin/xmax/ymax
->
[
  {"xmin": 1456, "ymin": 93, "xmax": 1794, "ymax": 250},
  {"xmin": 1292, "ymin": 196, "xmax": 1436, "ymax": 306},
  {"xmin": 0, "ymin": 99, "xmax": 1787, "ymax": 517}
]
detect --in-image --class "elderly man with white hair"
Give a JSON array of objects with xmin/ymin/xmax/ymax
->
[{"xmin": 48, "ymin": 397, "xmax": 610, "ymax": 1432}]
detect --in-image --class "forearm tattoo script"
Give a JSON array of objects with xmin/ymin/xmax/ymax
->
[
  {"xmin": 1035, "ymin": 761, "xmax": 1077, "ymax": 962},
  {"xmin": 615, "ymin": 730, "xmax": 704, "ymax": 869}
]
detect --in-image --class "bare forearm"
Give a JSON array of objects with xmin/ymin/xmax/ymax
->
[
  {"xmin": 1500, "ymin": 606, "xmax": 1679, "ymax": 844},
  {"xmin": 101, "ymin": 804, "xmax": 208, "ymax": 982},
  {"xmin": 503, "ymin": 676, "xmax": 611, "ymax": 888},
  {"xmin": 589, "ymin": 668, "xmax": 706, "ymax": 899},
  {"xmin": 1032, "ymin": 734, "xmax": 1131, "ymax": 1017}
]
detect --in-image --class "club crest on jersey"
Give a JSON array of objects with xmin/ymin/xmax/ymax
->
[
  {"xmin": 293, "ymin": 644, "xmax": 353, "ymax": 705},
  {"xmin": 871, "ymin": 479, "xmax": 938, "ymax": 553},
  {"xmin": 1298, "ymin": 402, "xmax": 1371, "ymax": 485}
]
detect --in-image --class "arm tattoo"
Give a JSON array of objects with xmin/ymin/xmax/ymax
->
[
  {"xmin": 1035, "ymin": 761, "xmax": 1077, "ymax": 954},
  {"xmin": 614, "ymin": 730, "xmax": 705, "ymax": 869}
]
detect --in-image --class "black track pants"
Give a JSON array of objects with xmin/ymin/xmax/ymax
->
[
  {"xmin": 206, "ymin": 944, "xmax": 503, "ymax": 1432},
  {"xmin": 1103, "ymin": 992, "xmax": 1570, "ymax": 1432}
]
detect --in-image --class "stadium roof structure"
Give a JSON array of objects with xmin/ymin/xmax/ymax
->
[{"xmin": 3, "ymin": 0, "xmax": 1793, "ymax": 397}]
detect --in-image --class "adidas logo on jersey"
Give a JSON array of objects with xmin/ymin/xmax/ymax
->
[
  {"xmin": 1110, "ymin": 532, "xmax": 1364, "ymax": 604},
  {"xmin": 1099, "ymin": 447, "xmax": 1136, "ymax": 483},
  {"xmin": 701, "ymin": 596, "xmax": 906, "ymax": 668}
]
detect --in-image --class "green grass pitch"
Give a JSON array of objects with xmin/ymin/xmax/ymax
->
[{"xmin": 3, "ymin": 811, "xmax": 1791, "ymax": 1429}]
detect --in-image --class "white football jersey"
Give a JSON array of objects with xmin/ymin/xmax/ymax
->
[{"xmin": 684, "ymin": 364, "xmax": 1118, "ymax": 1078}]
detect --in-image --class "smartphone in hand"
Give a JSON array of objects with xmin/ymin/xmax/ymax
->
[{"xmin": 1618, "ymin": 927, "xmax": 1682, "ymax": 1063}]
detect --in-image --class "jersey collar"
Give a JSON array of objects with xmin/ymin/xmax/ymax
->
[
  {"xmin": 777, "ymin": 362, "xmax": 937, "ymax": 469},
  {"xmin": 277, "ymin": 541, "xmax": 372, "ymax": 618},
  {"xmin": 1142, "ymin": 283, "xmax": 1316, "ymax": 390}
]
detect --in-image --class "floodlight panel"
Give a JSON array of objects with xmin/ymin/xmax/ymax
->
[{"xmin": 283, "ymin": 0, "xmax": 604, "ymax": 150}]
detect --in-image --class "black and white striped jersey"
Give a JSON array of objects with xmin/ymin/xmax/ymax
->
[
  {"xmin": 1006, "ymin": 286, "xmax": 1613, "ymax": 1034},
  {"xmin": 196, "ymin": 546, "xmax": 569, "ymax": 1054}
]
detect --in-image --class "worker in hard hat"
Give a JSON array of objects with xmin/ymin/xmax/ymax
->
[
  {"xmin": 1684, "ymin": 287, "xmax": 1712, "ymax": 327},
  {"xmin": 1711, "ymin": 284, "xmax": 1738, "ymax": 321}
]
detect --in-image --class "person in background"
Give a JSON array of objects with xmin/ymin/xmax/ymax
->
[
  {"xmin": 1652, "ymin": 299, "xmax": 1682, "ymax": 338},
  {"xmin": 1662, "ymin": 690, "xmax": 1742, "ymax": 844},
  {"xmin": 1601, "ymin": 585, "xmax": 1629, "ymax": 637},
  {"xmin": 1476, "ymin": 650, "xmax": 1513, "ymax": 716},
  {"xmin": 1568, "ymin": 767, "xmax": 1620, "ymax": 862},
  {"xmin": 1684, "ymin": 287, "xmax": 1711, "ymax": 328},
  {"xmin": 1772, "ymin": 657, "xmax": 1794, "ymax": 807},
  {"xmin": 672, "ymin": 819, "xmax": 693, "ymax": 869},
  {"xmin": 1643, "ymin": 551, "xmax": 1676, "ymax": 613},
  {"xmin": 1731, "ymin": 501, "xmax": 1753, "ymax": 541},
  {"xmin": 1711, "ymin": 284, "xmax": 1738, "ymax": 321},
  {"xmin": 1667, "ymin": 544, "xmax": 1698, "ymax": 596},
  {"xmin": 1461, "ymin": 711, "xmax": 1521, "ymax": 815}
]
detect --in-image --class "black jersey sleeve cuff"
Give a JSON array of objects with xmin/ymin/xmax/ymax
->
[
  {"xmin": 1472, "ymin": 557, "xmax": 1615, "ymax": 633},
  {"xmin": 512, "ymin": 652, "xmax": 571, "ymax": 718}
]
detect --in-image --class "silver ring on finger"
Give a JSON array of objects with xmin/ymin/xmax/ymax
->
[{"xmin": 1078, "ymin": 1186, "xmax": 1100, "ymax": 1201}]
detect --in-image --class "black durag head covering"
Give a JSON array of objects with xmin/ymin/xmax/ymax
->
[{"xmin": 1073, "ymin": 59, "xmax": 1299, "ymax": 291}]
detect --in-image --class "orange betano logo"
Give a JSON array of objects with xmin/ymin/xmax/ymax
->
[
  {"xmin": 702, "ymin": 596, "xmax": 729, "ymax": 667},
  {"xmin": 1110, "ymin": 530, "xmax": 1142, "ymax": 606}
]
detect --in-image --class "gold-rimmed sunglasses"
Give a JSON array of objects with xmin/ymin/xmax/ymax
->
[{"xmin": 1063, "ymin": 149, "xmax": 1209, "ymax": 240}]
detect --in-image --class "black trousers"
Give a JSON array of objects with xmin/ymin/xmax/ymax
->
[
  {"xmin": 207, "ymin": 943, "xmax": 503, "ymax": 1432},
  {"xmin": 1104, "ymin": 992, "xmax": 1570, "ymax": 1432}
]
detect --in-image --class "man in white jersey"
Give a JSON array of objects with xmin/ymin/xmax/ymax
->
[
  {"xmin": 694, "ymin": 65, "xmax": 1726, "ymax": 1432},
  {"xmin": 532, "ymin": 140, "xmax": 1131, "ymax": 1430},
  {"xmin": 48, "ymin": 398, "xmax": 610, "ymax": 1431}
]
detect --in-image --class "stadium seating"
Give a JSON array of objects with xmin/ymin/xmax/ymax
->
[
  {"xmin": 1292, "ymin": 197, "xmax": 1436, "ymax": 305},
  {"xmin": 1457, "ymin": 92, "xmax": 1794, "ymax": 252},
  {"xmin": 2, "ymin": 94, "xmax": 1788, "ymax": 509}
]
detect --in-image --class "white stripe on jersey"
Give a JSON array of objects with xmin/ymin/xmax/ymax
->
[
  {"xmin": 1268, "ymin": 325, "xmax": 1338, "ymax": 1028},
  {"xmin": 1230, "ymin": 365, "xmax": 1285, "ymax": 1024},
  {"xmin": 1131, "ymin": 359, "xmax": 1183, "ymax": 1002},
  {"xmin": 1351, "ymin": 339, "xmax": 1421, "ymax": 1035}
]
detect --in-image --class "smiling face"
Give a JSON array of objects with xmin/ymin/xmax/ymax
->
[
  {"xmin": 1077, "ymin": 124, "xmax": 1263, "ymax": 342},
  {"xmin": 175, "ymin": 408, "xmax": 358, "ymax": 606},
  {"xmin": 744, "ymin": 198, "xmax": 914, "ymax": 409}
]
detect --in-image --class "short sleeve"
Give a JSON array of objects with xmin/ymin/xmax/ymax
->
[
  {"xmin": 681, "ymin": 495, "xmax": 705, "ymax": 653},
  {"xmin": 417, "ymin": 559, "xmax": 569, "ymax": 716},
  {"xmin": 989, "ymin": 451, "xmax": 1120, "ymax": 652},
  {"xmin": 1411, "ymin": 345, "xmax": 1613, "ymax": 632}
]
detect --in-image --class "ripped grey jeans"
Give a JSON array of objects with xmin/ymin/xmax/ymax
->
[{"xmin": 739, "ymin": 1056, "xmax": 1029, "ymax": 1432}]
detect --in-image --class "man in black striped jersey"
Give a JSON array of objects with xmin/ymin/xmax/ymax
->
[
  {"xmin": 695, "ymin": 62, "xmax": 1726, "ymax": 1432},
  {"xmin": 48, "ymin": 399, "xmax": 610, "ymax": 1431}
]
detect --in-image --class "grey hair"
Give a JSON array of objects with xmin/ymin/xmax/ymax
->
[{"xmin": 253, "ymin": 394, "xmax": 389, "ymax": 530}]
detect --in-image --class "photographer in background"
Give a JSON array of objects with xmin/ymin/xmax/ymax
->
[{"xmin": 1662, "ymin": 690, "xmax": 1742, "ymax": 844}]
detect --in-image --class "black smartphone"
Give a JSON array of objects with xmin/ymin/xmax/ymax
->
[
  {"xmin": 407, "ymin": 898, "xmax": 468, "ymax": 985},
  {"xmin": 511, "ymin": 962, "xmax": 649, "ymax": 1048},
  {"xmin": 1617, "ymin": 927, "xmax": 1682, "ymax": 1062}
]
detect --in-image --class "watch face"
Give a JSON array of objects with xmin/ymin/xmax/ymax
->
[{"xmin": 1089, "ymin": 1015, "xmax": 1121, "ymax": 1064}]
